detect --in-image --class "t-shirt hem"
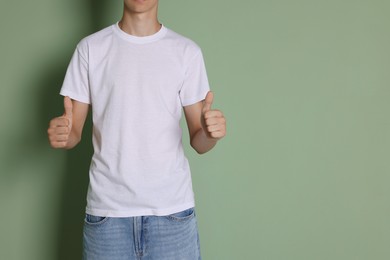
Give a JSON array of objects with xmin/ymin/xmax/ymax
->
[
  {"xmin": 59, "ymin": 89, "xmax": 91, "ymax": 104},
  {"xmin": 85, "ymin": 201, "xmax": 196, "ymax": 217},
  {"xmin": 181, "ymin": 90, "xmax": 210, "ymax": 107}
]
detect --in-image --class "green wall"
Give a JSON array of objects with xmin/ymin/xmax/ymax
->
[{"xmin": 1, "ymin": 0, "xmax": 389, "ymax": 259}]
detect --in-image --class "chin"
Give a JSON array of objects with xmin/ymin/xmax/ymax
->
[{"xmin": 124, "ymin": 0, "xmax": 158, "ymax": 13}]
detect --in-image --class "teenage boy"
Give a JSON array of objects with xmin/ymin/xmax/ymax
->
[{"xmin": 47, "ymin": 0, "xmax": 226, "ymax": 259}]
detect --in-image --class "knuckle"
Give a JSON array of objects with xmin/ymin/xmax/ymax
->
[{"xmin": 52, "ymin": 142, "xmax": 65, "ymax": 148}]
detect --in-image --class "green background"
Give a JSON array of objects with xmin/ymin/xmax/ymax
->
[{"xmin": 1, "ymin": 0, "xmax": 389, "ymax": 259}]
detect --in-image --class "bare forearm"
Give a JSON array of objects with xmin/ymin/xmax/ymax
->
[{"xmin": 190, "ymin": 128, "xmax": 218, "ymax": 154}]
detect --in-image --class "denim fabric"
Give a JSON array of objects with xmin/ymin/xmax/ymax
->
[{"xmin": 83, "ymin": 208, "xmax": 201, "ymax": 260}]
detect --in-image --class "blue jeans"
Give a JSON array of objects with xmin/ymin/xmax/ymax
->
[{"xmin": 83, "ymin": 208, "xmax": 201, "ymax": 260}]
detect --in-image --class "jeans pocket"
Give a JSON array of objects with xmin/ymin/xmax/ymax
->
[
  {"xmin": 166, "ymin": 207, "xmax": 195, "ymax": 222},
  {"xmin": 84, "ymin": 213, "xmax": 109, "ymax": 225}
]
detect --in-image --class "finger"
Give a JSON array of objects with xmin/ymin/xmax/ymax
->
[
  {"xmin": 54, "ymin": 126, "xmax": 70, "ymax": 135},
  {"xmin": 63, "ymin": 96, "xmax": 73, "ymax": 119},
  {"xmin": 50, "ymin": 141, "xmax": 68, "ymax": 148},
  {"xmin": 210, "ymin": 131, "xmax": 225, "ymax": 139},
  {"xmin": 207, "ymin": 125, "xmax": 222, "ymax": 133},
  {"xmin": 202, "ymin": 91, "xmax": 214, "ymax": 112},
  {"xmin": 206, "ymin": 117, "xmax": 226, "ymax": 126},
  {"xmin": 204, "ymin": 110, "xmax": 223, "ymax": 119},
  {"xmin": 47, "ymin": 127, "xmax": 68, "ymax": 137},
  {"xmin": 50, "ymin": 134, "xmax": 69, "ymax": 142},
  {"xmin": 49, "ymin": 117, "xmax": 70, "ymax": 128},
  {"xmin": 56, "ymin": 135, "xmax": 69, "ymax": 141}
]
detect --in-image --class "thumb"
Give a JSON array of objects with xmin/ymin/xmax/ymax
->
[
  {"xmin": 203, "ymin": 91, "xmax": 214, "ymax": 112},
  {"xmin": 63, "ymin": 96, "xmax": 73, "ymax": 119}
]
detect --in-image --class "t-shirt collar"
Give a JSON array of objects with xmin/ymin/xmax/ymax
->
[{"xmin": 113, "ymin": 21, "xmax": 167, "ymax": 44}]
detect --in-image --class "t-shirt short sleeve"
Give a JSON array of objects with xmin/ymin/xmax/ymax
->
[
  {"xmin": 179, "ymin": 50, "xmax": 210, "ymax": 107},
  {"xmin": 59, "ymin": 41, "xmax": 91, "ymax": 104}
]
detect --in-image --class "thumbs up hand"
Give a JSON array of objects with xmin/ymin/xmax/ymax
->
[
  {"xmin": 48, "ymin": 96, "xmax": 73, "ymax": 148},
  {"xmin": 201, "ymin": 91, "xmax": 226, "ymax": 140}
]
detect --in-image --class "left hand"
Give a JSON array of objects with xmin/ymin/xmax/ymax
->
[{"xmin": 201, "ymin": 91, "xmax": 226, "ymax": 140}]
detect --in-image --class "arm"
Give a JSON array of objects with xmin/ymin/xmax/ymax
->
[
  {"xmin": 183, "ymin": 91, "xmax": 226, "ymax": 154},
  {"xmin": 48, "ymin": 96, "xmax": 89, "ymax": 149}
]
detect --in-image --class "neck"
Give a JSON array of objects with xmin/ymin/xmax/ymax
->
[{"xmin": 119, "ymin": 9, "xmax": 161, "ymax": 37}]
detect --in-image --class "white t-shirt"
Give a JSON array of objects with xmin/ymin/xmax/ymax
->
[{"xmin": 60, "ymin": 22, "xmax": 210, "ymax": 217}]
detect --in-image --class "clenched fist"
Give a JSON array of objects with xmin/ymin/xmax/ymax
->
[
  {"xmin": 47, "ymin": 96, "xmax": 73, "ymax": 148},
  {"xmin": 201, "ymin": 91, "xmax": 226, "ymax": 140}
]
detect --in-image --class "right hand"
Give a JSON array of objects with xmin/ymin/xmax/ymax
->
[{"xmin": 48, "ymin": 96, "xmax": 73, "ymax": 148}]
